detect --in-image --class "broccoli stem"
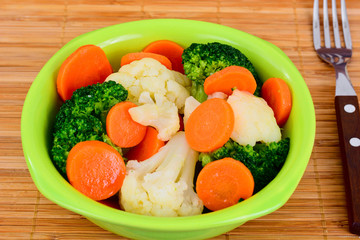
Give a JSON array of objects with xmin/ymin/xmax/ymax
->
[{"xmin": 190, "ymin": 82, "xmax": 208, "ymax": 103}]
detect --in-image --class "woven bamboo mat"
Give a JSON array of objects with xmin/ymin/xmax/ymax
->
[{"xmin": 1, "ymin": 0, "xmax": 360, "ymax": 239}]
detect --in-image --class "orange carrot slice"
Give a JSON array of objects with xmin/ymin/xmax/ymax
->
[
  {"xmin": 185, "ymin": 98, "xmax": 234, "ymax": 152},
  {"xmin": 204, "ymin": 66, "xmax": 257, "ymax": 96},
  {"xmin": 125, "ymin": 127, "xmax": 165, "ymax": 162},
  {"xmin": 66, "ymin": 140, "xmax": 126, "ymax": 201},
  {"xmin": 143, "ymin": 40, "xmax": 184, "ymax": 73},
  {"xmin": 120, "ymin": 52, "xmax": 172, "ymax": 70},
  {"xmin": 57, "ymin": 44, "xmax": 113, "ymax": 101},
  {"xmin": 261, "ymin": 77, "xmax": 292, "ymax": 127},
  {"xmin": 106, "ymin": 101, "xmax": 147, "ymax": 148},
  {"xmin": 195, "ymin": 157, "xmax": 254, "ymax": 211}
]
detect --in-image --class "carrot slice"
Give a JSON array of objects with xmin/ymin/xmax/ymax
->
[
  {"xmin": 261, "ymin": 77, "xmax": 292, "ymax": 127},
  {"xmin": 204, "ymin": 66, "xmax": 257, "ymax": 96},
  {"xmin": 57, "ymin": 44, "xmax": 113, "ymax": 101},
  {"xmin": 125, "ymin": 127, "xmax": 165, "ymax": 162},
  {"xmin": 185, "ymin": 98, "xmax": 234, "ymax": 152},
  {"xmin": 195, "ymin": 157, "xmax": 254, "ymax": 211},
  {"xmin": 66, "ymin": 140, "xmax": 126, "ymax": 201},
  {"xmin": 143, "ymin": 40, "xmax": 184, "ymax": 73},
  {"xmin": 120, "ymin": 52, "xmax": 172, "ymax": 70},
  {"xmin": 106, "ymin": 101, "xmax": 147, "ymax": 148}
]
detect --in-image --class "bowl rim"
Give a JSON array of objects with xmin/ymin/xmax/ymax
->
[{"xmin": 21, "ymin": 18, "xmax": 316, "ymax": 231}]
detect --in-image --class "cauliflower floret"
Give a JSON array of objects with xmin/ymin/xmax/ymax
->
[
  {"xmin": 138, "ymin": 91, "xmax": 154, "ymax": 104},
  {"xmin": 227, "ymin": 90, "xmax": 281, "ymax": 146},
  {"xmin": 105, "ymin": 58, "xmax": 190, "ymax": 113},
  {"xmin": 165, "ymin": 79, "xmax": 190, "ymax": 113},
  {"xmin": 183, "ymin": 96, "xmax": 201, "ymax": 126},
  {"xmin": 171, "ymin": 70, "xmax": 192, "ymax": 93},
  {"xmin": 207, "ymin": 91, "xmax": 228, "ymax": 100},
  {"xmin": 129, "ymin": 94, "xmax": 179, "ymax": 141},
  {"xmin": 120, "ymin": 131, "xmax": 203, "ymax": 217}
]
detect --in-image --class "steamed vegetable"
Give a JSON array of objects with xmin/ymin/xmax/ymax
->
[
  {"xmin": 106, "ymin": 58, "xmax": 191, "ymax": 141},
  {"xmin": 121, "ymin": 52, "xmax": 173, "ymax": 70},
  {"xmin": 143, "ymin": 40, "xmax": 185, "ymax": 73},
  {"xmin": 106, "ymin": 101, "xmax": 147, "ymax": 148},
  {"xmin": 125, "ymin": 127, "xmax": 165, "ymax": 162},
  {"xmin": 66, "ymin": 140, "xmax": 126, "ymax": 201},
  {"xmin": 183, "ymin": 96, "xmax": 201, "ymax": 126},
  {"xmin": 182, "ymin": 42, "xmax": 261, "ymax": 102},
  {"xmin": 57, "ymin": 45, "xmax": 113, "ymax": 101},
  {"xmin": 120, "ymin": 131, "xmax": 203, "ymax": 217},
  {"xmin": 199, "ymin": 137, "xmax": 290, "ymax": 193},
  {"xmin": 106, "ymin": 58, "xmax": 190, "ymax": 112},
  {"xmin": 50, "ymin": 39, "xmax": 292, "ymax": 215},
  {"xmin": 203, "ymin": 66, "xmax": 257, "ymax": 95},
  {"xmin": 196, "ymin": 157, "xmax": 254, "ymax": 211},
  {"xmin": 128, "ymin": 93, "xmax": 180, "ymax": 141},
  {"xmin": 227, "ymin": 89, "xmax": 281, "ymax": 147},
  {"xmin": 207, "ymin": 91, "xmax": 228, "ymax": 100},
  {"xmin": 185, "ymin": 98, "xmax": 234, "ymax": 152},
  {"xmin": 51, "ymin": 81, "xmax": 127, "ymax": 177},
  {"xmin": 261, "ymin": 77, "xmax": 292, "ymax": 127}
]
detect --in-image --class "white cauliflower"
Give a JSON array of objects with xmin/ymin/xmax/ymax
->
[
  {"xmin": 207, "ymin": 91, "xmax": 228, "ymax": 100},
  {"xmin": 105, "ymin": 58, "xmax": 190, "ymax": 113},
  {"xmin": 172, "ymin": 71, "xmax": 192, "ymax": 90},
  {"xmin": 120, "ymin": 131, "xmax": 203, "ymax": 217},
  {"xmin": 183, "ymin": 96, "xmax": 200, "ymax": 126},
  {"xmin": 227, "ymin": 90, "xmax": 281, "ymax": 146},
  {"xmin": 128, "ymin": 94, "xmax": 179, "ymax": 141}
]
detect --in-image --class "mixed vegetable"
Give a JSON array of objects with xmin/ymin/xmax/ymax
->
[
  {"xmin": 51, "ymin": 39, "xmax": 292, "ymax": 217},
  {"xmin": 51, "ymin": 80, "xmax": 127, "ymax": 178},
  {"xmin": 182, "ymin": 42, "xmax": 262, "ymax": 102}
]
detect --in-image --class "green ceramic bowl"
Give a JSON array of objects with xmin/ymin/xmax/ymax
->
[{"xmin": 21, "ymin": 19, "xmax": 315, "ymax": 240}]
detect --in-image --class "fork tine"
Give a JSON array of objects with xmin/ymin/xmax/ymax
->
[
  {"xmin": 341, "ymin": 0, "xmax": 352, "ymax": 49},
  {"xmin": 323, "ymin": 0, "xmax": 331, "ymax": 48},
  {"xmin": 313, "ymin": 0, "xmax": 321, "ymax": 50},
  {"xmin": 332, "ymin": 0, "xmax": 341, "ymax": 48}
]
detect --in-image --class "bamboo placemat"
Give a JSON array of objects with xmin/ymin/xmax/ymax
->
[{"xmin": 1, "ymin": 0, "xmax": 360, "ymax": 239}]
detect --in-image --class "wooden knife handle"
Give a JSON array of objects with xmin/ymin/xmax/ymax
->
[{"xmin": 335, "ymin": 95, "xmax": 360, "ymax": 235}]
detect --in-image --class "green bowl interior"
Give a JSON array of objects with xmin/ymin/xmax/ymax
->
[{"xmin": 21, "ymin": 19, "xmax": 315, "ymax": 231}]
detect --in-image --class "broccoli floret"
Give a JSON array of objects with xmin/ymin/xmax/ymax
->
[
  {"xmin": 51, "ymin": 115, "xmax": 105, "ymax": 177},
  {"xmin": 54, "ymin": 80, "xmax": 128, "ymax": 131},
  {"xmin": 199, "ymin": 138, "xmax": 290, "ymax": 193},
  {"xmin": 182, "ymin": 42, "xmax": 262, "ymax": 102},
  {"xmin": 51, "ymin": 81, "xmax": 128, "ymax": 178}
]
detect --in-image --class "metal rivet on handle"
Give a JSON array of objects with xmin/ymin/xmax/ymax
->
[
  {"xmin": 344, "ymin": 104, "xmax": 356, "ymax": 113},
  {"xmin": 349, "ymin": 137, "xmax": 360, "ymax": 147}
]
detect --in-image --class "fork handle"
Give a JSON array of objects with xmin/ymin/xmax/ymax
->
[{"xmin": 335, "ymin": 95, "xmax": 360, "ymax": 234}]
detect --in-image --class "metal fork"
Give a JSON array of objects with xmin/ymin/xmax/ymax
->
[{"xmin": 313, "ymin": 0, "xmax": 360, "ymax": 235}]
